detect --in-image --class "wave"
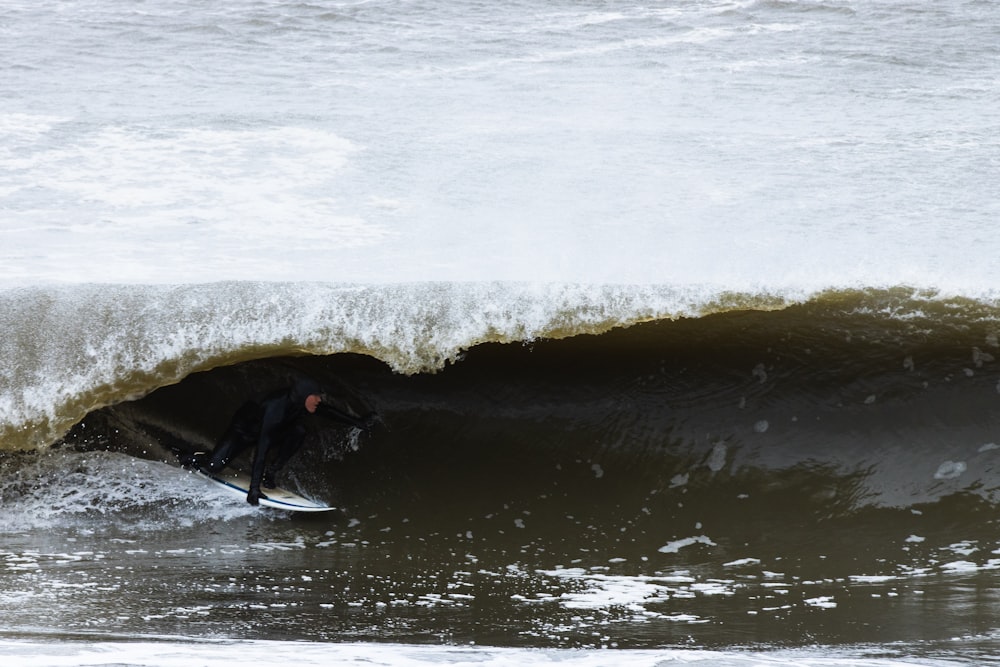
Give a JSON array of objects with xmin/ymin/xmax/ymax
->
[
  {"xmin": 1, "ymin": 281, "xmax": 799, "ymax": 451},
  {"xmin": 5, "ymin": 281, "xmax": 1000, "ymax": 513}
]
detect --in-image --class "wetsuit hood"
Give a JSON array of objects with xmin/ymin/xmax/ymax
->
[{"xmin": 290, "ymin": 377, "xmax": 323, "ymax": 403}]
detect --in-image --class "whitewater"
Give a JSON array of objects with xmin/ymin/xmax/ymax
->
[
  {"xmin": 2, "ymin": 0, "xmax": 1000, "ymax": 664},
  {"xmin": 2, "ymin": 0, "xmax": 998, "ymax": 291}
]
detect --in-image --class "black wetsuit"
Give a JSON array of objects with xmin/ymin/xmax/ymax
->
[{"xmin": 203, "ymin": 378, "xmax": 373, "ymax": 505}]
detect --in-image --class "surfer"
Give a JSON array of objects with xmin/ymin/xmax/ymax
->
[{"xmin": 183, "ymin": 378, "xmax": 377, "ymax": 505}]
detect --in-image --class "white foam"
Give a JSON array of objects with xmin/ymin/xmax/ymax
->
[
  {"xmin": 944, "ymin": 542, "xmax": 979, "ymax": 557},
  {"xmin": 658, "ymin": 535, "xmax": 717, "ymax": 554},
  {"xmin": 0, "ymin": 451, "xmax": 254, "ymax": 533},
  {"xmin": 0, "ymin": 639, "xmax": 969, "ymax": 667},
  {"xmin": 849, "ymin": 575, "xmax": 897, "ymax": 584},
  {"xmin": 934, "ymin": 461, "xmax": 967, "ymax": 480},
  {"xmin": 706, "ymin": 443, "xmax": 727, "ymax": 473},
  {"xmin": 940, "ymin": 561, "xmax": 980, "ymax": 573},
  {"xmin": 804, "ymin": 596, "xmax": 838, "ymax": 609}
]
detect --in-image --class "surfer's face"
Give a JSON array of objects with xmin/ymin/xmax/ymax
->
[{"xmin": 304, "ymin": 394, "xmax": 321, "ymax": 413}]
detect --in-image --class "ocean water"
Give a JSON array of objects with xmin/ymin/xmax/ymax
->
[{"xmin": 2, "ymin": 0, "xmax": 1000, "ymax": 664}]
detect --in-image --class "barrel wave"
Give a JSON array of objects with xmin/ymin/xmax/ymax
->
[
  {"xmin": 7, "ymin": 282, "xmax": 998, "ymax": 511},
  {"xmin": 2, "ymin": 280, "xmax": 791, "ymax": 451}
]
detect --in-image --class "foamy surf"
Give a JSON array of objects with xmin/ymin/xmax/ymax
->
[
  {"xmin": 0, "ymin": 638, "xmax": 979, "ymax": 667},
  {"xmin": 0, "ymin": 450, "xmax": 256, "ymax": 533}
]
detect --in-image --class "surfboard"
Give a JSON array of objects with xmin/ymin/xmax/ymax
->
[{"xmin": 193, "ymin": 466, "xmax": 335, "ymax": 512}]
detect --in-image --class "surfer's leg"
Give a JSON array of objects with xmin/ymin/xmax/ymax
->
[
  {"xmin": 262, "ymin": 423, "xmax": 307, "ymax": 488},
  {"xmin": 246, "ymin": 435, "xmax": 272, "ymax": 505},
  {"xmin": 206, "ymin": 401, "xmax": 262, "ymax": 471}
]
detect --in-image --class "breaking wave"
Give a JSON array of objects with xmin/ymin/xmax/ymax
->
[
  {"xmin": 4, "ymin": 281, "xmax": 1000, "ymax": 516},
  {"xmin": 3, "ymin": 281, "xmax": 801, "ymax": 451}
]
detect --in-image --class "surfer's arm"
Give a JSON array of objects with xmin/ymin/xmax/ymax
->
[{"xmin": 317, "ymin": 401, "xmax": 377, "ymax": 431}]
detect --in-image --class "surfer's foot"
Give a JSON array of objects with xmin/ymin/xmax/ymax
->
[
  {"xmin": 247, "ymin": 488, "xmax": 269, "ymax": 506},
  {"xmin": 178, "ymin": 451, "xmax": 208, "ymax": 470}
]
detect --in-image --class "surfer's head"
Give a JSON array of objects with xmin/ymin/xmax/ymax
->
[{"xmin": 290, "ymin": 377, "xmax": 324, "ymax": 413}]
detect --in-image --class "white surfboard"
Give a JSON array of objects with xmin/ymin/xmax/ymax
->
[{"xmin": 194, "ymin": 466, "xmax": 335, "ymax": 512}]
